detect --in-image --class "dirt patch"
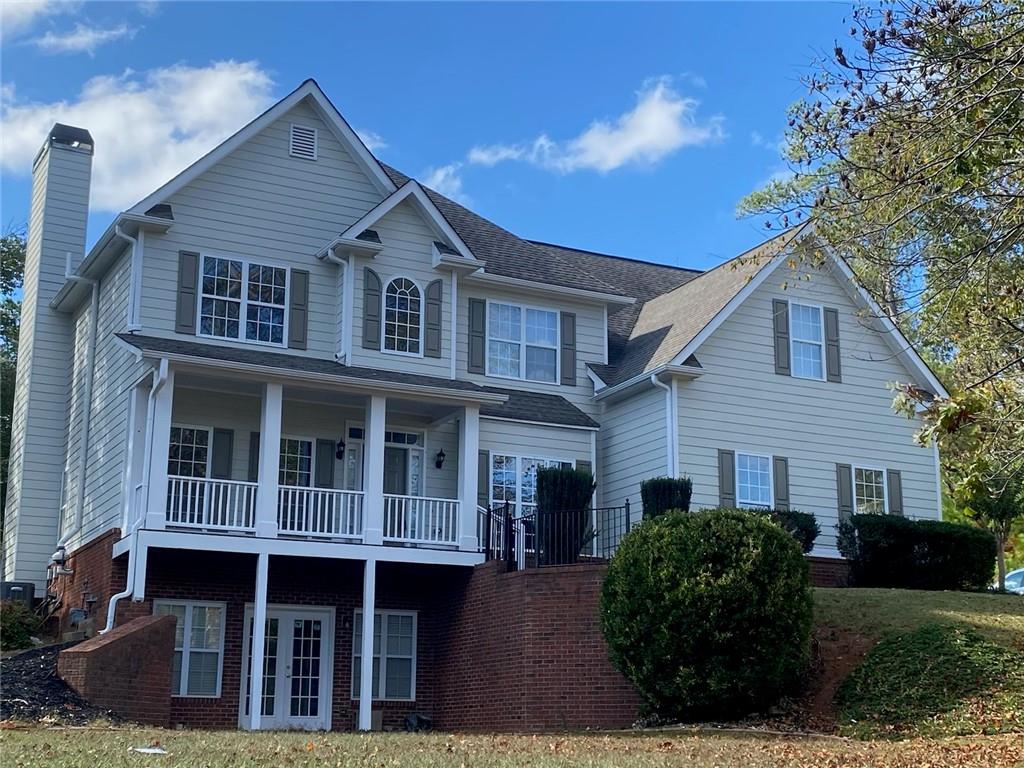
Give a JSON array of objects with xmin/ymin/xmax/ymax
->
[
  {"xmin": 798, "ymin": 626, "xmax": 877, "ymax": 731},
  {"xmin": 0, "ymin": 644, "xmax": 120, "ymax": 725}
]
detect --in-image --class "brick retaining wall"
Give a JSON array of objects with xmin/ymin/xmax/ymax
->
[{"xmin": 57, "ymin": 614, "xmax": 175, "ymax": 726}]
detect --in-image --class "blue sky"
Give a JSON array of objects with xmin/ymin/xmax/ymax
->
[{"xmin": 1, "ymin": 1, "xmax": 851, "ymax": 270}]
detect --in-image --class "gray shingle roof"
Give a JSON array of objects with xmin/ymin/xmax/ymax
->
[
  {"xmin": 116, "ymin": 334, "xmax": 597, "ymax": 428},
  {"xmin": 481, "ymin": 387, "xmax": 599, "ymax": 429}
]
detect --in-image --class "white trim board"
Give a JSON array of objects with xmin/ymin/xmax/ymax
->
[{"xmin": 128, "ymin": 80, "xmax": 396, "ymax": 216}]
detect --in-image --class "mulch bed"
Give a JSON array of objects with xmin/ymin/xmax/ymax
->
[{"xmin": 0, "ymin": 644, "xmax": 120, "ymax": 725}]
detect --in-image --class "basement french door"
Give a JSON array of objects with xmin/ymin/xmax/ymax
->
[{"xmin": 240, "ymin": 605, "xmax": 334, "ymax": 730}]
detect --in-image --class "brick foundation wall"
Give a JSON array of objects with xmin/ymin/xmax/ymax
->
[
  {"xmin": 57, "ymin": 614, "xmax": 175, "ymax": 726},
  {"xmin": 434, "ymin": 560, "xmax": 641, "ymax": 731},
  {"xmin": 807, "ymin": 556, "xmax": 851, "ymax": 587},
  {"xmin": 48, "ymin": 529, "xmax": 122, "ymax": 635}
]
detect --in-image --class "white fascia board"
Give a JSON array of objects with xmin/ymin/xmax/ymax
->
[
  {"xmin": 464, "ymin": 271, "xmax": 635, "ymax": 307},
  {"xmin": 593, "ymin": 363, "xmax": 704, "ymax": 402},
  {"xmin": 130, "ymin": 529, "xmax": 485, "ymax": 567},
  {"xmin": 128, "ymin": 80, "xmax": 396, "ymax": 217},
  {"xmin": 432, "ymin": 244, "xmax": 485, "ymax": 273},
  {"xmin": 480, "ymin": 415, "xmax": 600, "ymax": 432},
  {"xmin": 586, "ymin": 368, "xmax": 608, "ymax": 391},
  {"xmin": 138, "ymin": 348, "xmax": 509, "ymax": 406},
  {"xmin": 315, "ymin": 236, "xmax": 384, "ymax": 261},
  {"xmin": 341, "ymin": 181, "xmax": 477, "ymax": 263}
]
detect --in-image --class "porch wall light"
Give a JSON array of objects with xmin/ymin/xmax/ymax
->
[
  {"xmin": 336, "ymin": 438, "xmax": 346, "ymax": 461},
  {"xmin": 434, "ymin": 449, "xmax": 446, "ymax": 469}
]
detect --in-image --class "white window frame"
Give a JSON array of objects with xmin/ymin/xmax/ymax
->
[
  {"xmin": 278, "ymin": 434, "xmax": 316, "ymax": 488},
  {"xmin": 168, "ymin": 424, "xmax": 212, "ymax": 479},
  {"xmin": 735, "ymin": 451, "xmax": 774, "ymax": 509},
  {"xmin": 153, "ymin": 599, "xmax": 227, "ymax": 698},
  {"xmin": 487, "ymin": 452, "xmax": 575, "ymax": 515},
  {"xmin": 485, "ymin": 299, "xmax": 560, "ymax": 385},
  {"xmin": 788, "ymin": 300, "xmax": 826, "ymax": 381},
  {"xmin": 351, "ymin": 609, "xmax": 418, "ymax": 702},
  {"xmin": 197, "ymin": 252, "xmax": 290, "ymax": 349},
  {"xmin": 289, "ymin": 123, "xmax": 319, "ymax": 161},
  {"xmin": 851, "ymin": 464, "xmax": 888, "ymax": 515},
  {"xmin": 382, "ymin": 275, "xmax": 425, "ymax": 358}
]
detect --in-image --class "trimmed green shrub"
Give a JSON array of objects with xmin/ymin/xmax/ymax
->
[
  {"xmin": 536, "ymin": 466, "xmax": 596, "ymax": 565},
  {"xmin": 837, "ymin": 514, "xmax": 996, "ymax": 590},
  {"xmin": 767, "ymin": 509, "xmax": 820, "ymax": 553},
  {"xmin": 640, "ymin": 476, "xmax": 693, "ymax": 519},
  {"xmin": 601, "ymin": 508, "xmax": 813, "ymax": 720},
  {"xmin": 0, "ymin": 600, "xmax": 40, "ymax": 651}
]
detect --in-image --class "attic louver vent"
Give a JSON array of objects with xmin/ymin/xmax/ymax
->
[{"xmin": 289, "ymin": 124, "xmax": 318, "ymax": 161}]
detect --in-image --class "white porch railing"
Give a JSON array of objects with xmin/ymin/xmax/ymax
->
[
  {"xmin": 383, "ymin": 494, "xmax": 459, "ymax": 546},
  {"xmin": 166, "ymin": 476, "xmax": 258, "ymax": 531},
  {"xmin": 278, "ymin": 486, "xmax": 364, "ymax": 539}
]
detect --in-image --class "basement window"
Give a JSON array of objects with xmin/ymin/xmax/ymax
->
[
  {"xmin": 352, "ymin": 610, "xmax": 416, "ymax": 701},
  {"xmin": 154, "ymin": 600, "xmax": 226, "ymax": 697},
  {"xmin": 289, "ymin": 124, "xmax": 318, "ymax": 161}
]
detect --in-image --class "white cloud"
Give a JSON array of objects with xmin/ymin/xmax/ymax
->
[
  {"xmin": 356, "ymin": 129, "xmax": 387, "ymax": 152},
  {"xmin": 422, "ymin": 162, "xmax": 468, "ymax": 204},
  {"xmin": 468, "ymin": 77, "xmax": 724, "ymax": 174},
  {"xmin": 136, "ymin": 1, "xmax": 161, "ymax": 17},
  {"xmin": 751, "ymin": 131, "xmax": 784, "ymax": 155},
  {"xmin": 32, "ymin": 23, "xmax": 137, "ymax": 55},
  {"xmin": 0, "ymin": 0, "xmax": 80, "ymax": 40},
  {"xmin": 0, "ymin": 61, "xmax": 275, "ymax": 211}
]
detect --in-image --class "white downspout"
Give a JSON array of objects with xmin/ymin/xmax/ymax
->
[
  {"xmin": 102, "ymin": 358, "xmax": 168, "ymax": 633},
  {"xmin": 58, "ymin": 253, "xmax": 99, "ymax": 547},
  {"xmin": 650, "ymin": 374, "xmax": 676, "ymax": 477},
  {"xmin": 114, "ymin": 224, "xmax": 142, "ymax": 331},
  {"xmin": 321, "ymin": 245, "xmax": 349, "ymax": 361}
]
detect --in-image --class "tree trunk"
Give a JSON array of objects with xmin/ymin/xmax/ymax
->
[{"xmin": 997, "ymin": 527, "xmax": 1007, "ymax": 591}]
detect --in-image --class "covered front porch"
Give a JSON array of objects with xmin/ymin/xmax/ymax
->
[{"xmin": 123, "ymin": 355, "xmax": 505, "ymax": 554}]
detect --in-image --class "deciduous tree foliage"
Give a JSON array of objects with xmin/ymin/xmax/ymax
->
[
  {"xmin": 740, "ymin": 0, "xmax": 1024, "ymax": 506},
  {"xmin": 1, "ymin": 229, "xmax": 25, "ymax": 535}
]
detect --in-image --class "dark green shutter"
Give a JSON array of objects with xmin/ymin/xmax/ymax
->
[
  {"xmin": 176, "ymin": 251, "xmax": 200, "ymax": 334},
  {"xmin": 362, "ymin": 267, "xmax": 382, "ymax": 350},
  {"xmin": 288, "ymin": 268, "xmax": 309, "ymax": 350},
  {"xmin": 211, "ymin": 429, "xmax": 234, "ymax": 480},
  {"xmin": 773, "ymin": 456, "xmax": 790, "ymax": 511},
  {"xmin": 468, "ymin": 298, "xmax": 486, "ymax": 374},
  {"xmin": 718, "ymin": 449, "xmax": 736, "ymax": 507},
  {"xmin": 836, "ymin": 463, "xmax": 853, "ymax": 523},
  {"xmin": 772, "ymin": 299, "xmax": 790, "ymax": 376},
  {"xmin": 824, "ymin": 307, "xmax": 842, "ymax": 383},
  {"xmin": 560, "ymin": 312, "xmax": 577, "ymax": 386},
  {"xmin": 477, "ymin": 450, "xmax": 490, "ymax": 509},
  {"xmin": 887, "ymin": 469, "xmax": 904, "ymax": 516},
  {"xmin": 247, "ymin": 432, "xmax": 260, "ymax": 482},
  {"xmin": 424, "ymin": 279, "xmax": 443, "ymax": 358},
  {"xmin": 315, "ymin": 439, "xmax": 336, "ymax": 488}
]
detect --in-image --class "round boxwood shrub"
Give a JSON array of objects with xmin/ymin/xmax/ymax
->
[{"xmin": 601, "ymin": 508, "xmax": 813, "ymax": 720}]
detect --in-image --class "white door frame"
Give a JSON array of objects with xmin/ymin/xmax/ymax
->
[{"xmin": 239, "ymin": 603, "xmax": 335, "ymax": 731}]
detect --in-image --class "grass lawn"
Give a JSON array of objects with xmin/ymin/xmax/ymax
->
[{"xmin": 3, "ymin": 728, "xmax": 1023, "ymax": 768}]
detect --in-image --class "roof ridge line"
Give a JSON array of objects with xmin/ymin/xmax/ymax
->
[{"xmin": 529, "ymin": 240, "xmax": 704, "ymax": 275}]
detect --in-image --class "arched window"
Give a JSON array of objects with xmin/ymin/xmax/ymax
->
[{"xmin": 384, "ymin": 277, "xmax": 422, "ymax": 354}]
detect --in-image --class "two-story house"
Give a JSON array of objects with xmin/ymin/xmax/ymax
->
[{"xmin": 2, "ymin": 80, "xmax": 946, "ymax": 732}]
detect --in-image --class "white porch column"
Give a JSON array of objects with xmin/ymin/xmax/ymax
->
[
  {"xmin": 457, "ymin": 404, "xmax": 480, "ymax": 551},
  {"xmin": 255, "ymin": 382, "xmax": 282, "ymax": 537},
  {"xmin": 144, "ymin": 366, "xmax": 175, "ymax": 530},
  {"xmin": 363, "ymin": 395, "xmax": 386, "ymax": 545},
  {"xmin": 248, "ymin": 551, "xmax": 269, "ymax": 731},
  {"xmin": 358, "ymin": 558, "xmax": 376, "ymax": 731}
]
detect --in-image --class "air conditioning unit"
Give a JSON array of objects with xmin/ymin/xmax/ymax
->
[{"xmin": 1, "ymin": 581, "xmax": 36, "ymax": 607}]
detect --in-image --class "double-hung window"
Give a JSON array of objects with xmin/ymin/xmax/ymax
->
[
  {"xmin": 736, "ymin": 452, "xmax": 772, "ymax": 508},
  {"xmin": 154, "ymin": 601, "xmax": 225, "ymax": 697},
  {"xmin": 789, "ymin": 302, "xmax": 825, "ymax": 380},
  {"xmin": 168, "ymin": 426, "xmax": 210, "ymax": 479},
  {"xmin": 199, "ymin": 255, "xmax": 288, "ymax": 346},
  {"xmin": 487, "ymin": 302, "xmax": 558, "ymax": 383},
  {"xmin": 489, "ymin": 454, "xmax": 573, "ymax": 515},
  {"xmin": 352, "ymin": 610, "xmax": 416, "ymax": 700},
  {"xmin": 853, "ymin": 467, "xmax": 886, "ymax": 514}
]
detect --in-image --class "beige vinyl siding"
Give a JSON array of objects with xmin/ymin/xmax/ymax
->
[
  {"xmin": 3, "ymin": 143, "xmax": 89, "ymax": 586},
  {"xmin": 347, "ymin": 199, "xmax": 451, "ymax": 378},
  {"xmin": 599, "ymin": 386, "xmax": 667, "ymax": 521},
  {"xmin": 456, "ymin": 283, "xmax": 604, "ymax": 420},
  {"xmin": 676, "ymin": 260, "xmax": 939, "ymax": 555},
  {"xmin": 137, "ymin": 101, "xmax": 383, "ymax": 358}
]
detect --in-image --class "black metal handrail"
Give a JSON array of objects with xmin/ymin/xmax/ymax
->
[{"xmin": 478, "ymin": 500, "xmax": 631, "ymax": 570}]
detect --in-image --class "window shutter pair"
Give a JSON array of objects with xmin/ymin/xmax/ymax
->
[
  {"xmin": 175, "ymin": 251, "xmax": 309, "ymax": 349},
  {"xmin": 772, "ymin": 299, "xmax": 842, "ymax": 382},
  {"xmin": 465, "ymin": 298, "xmax": 576, "ymax": 384},
  {"xmin": 835, "ymin": 464, "xmax": 904, "ymax": 520},
  {"xmin": 716, "ymin": 449, "xmax": 790, "ymax": 510},
  {"xmin": 361, "ymin": 269, "xmax": 443, "ymax": 357}
]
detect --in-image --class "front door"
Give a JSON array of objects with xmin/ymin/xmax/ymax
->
[
  {"xmin": 241, "ymin": 606, "xmax": 334, "ymax": 730},
  {"xmin": 383, "ymin": 447, "xmax": 408, "ymax": 495}
]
